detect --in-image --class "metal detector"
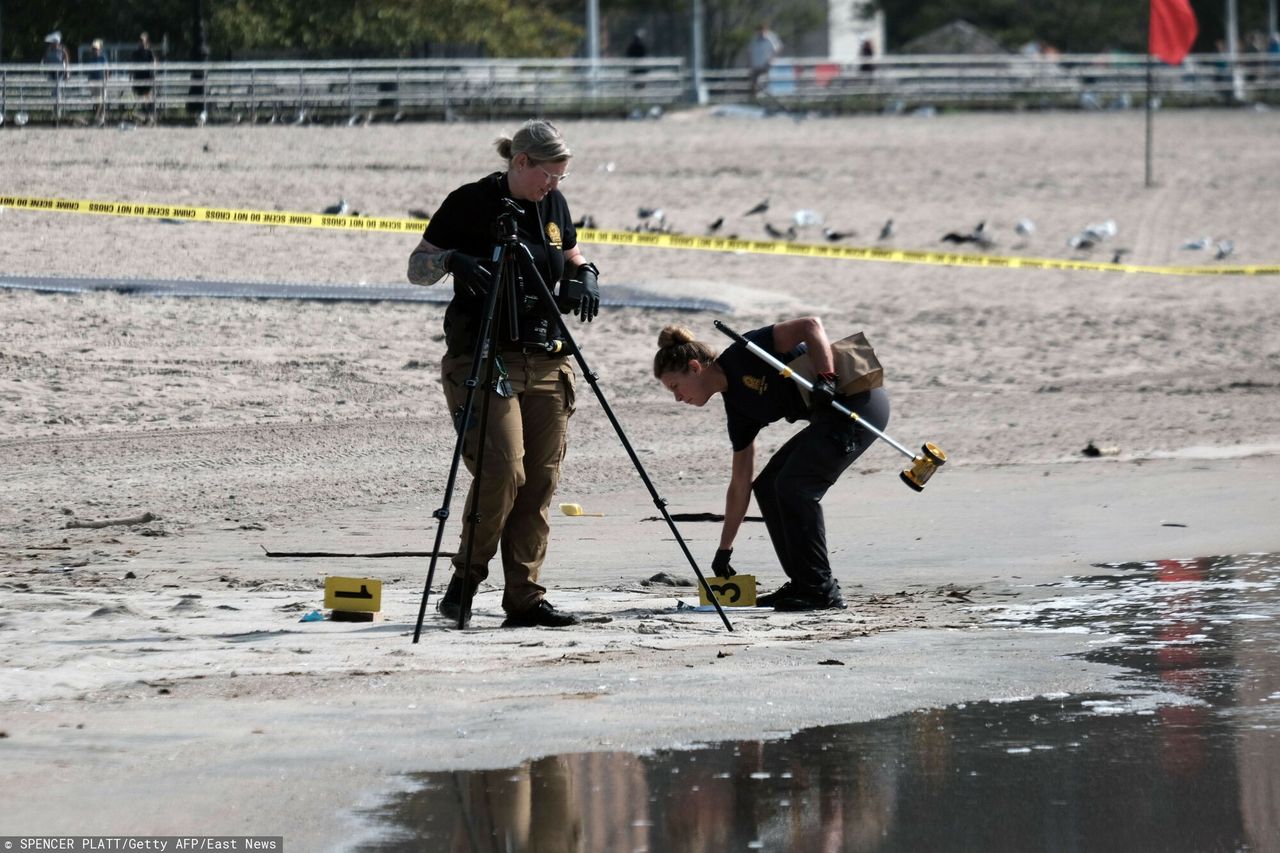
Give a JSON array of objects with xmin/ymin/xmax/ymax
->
[
  {"xmin": 412, "ymin": 202, "xmax": 734, "ymax": 641},
  {"xmin": 713, "ymin": 320, "xmax": 947, "ymax": 492}
]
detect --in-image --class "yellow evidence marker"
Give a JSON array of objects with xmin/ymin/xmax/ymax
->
[
  {"xmin": 698, "ymin": 574, "xmax": 758, "ymax": 607},
  {"xmin": 324, "ymin": 576, "xmax": 382, "ymax": 621}
]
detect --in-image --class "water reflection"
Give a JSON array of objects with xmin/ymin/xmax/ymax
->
[{"xmin": 360, "ymin": 553, "xmax": 1280, "ymax": 852}]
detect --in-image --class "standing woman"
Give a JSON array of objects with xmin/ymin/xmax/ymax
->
[
  {"xmin": 407, "ymin": 119, "xmax": 600, "ymax": 628},
  {"xmin": 653, "ymin": 318, "xmax": 889, "ymax": 611}
]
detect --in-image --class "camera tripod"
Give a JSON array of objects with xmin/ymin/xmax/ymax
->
[{"xmin": 413, "ymin": 200, "xmax": 733, "ymax": 640}]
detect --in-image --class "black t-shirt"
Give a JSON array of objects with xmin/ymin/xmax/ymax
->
[
  {"xmin": 131, "ymin": 46, "xmax": 155, "ymax": 79},
  {"xmin": 424, "ymin": 171, "xmax": 576, "ymax": 355},
  {"xmin": 717, "ymin": 325, "xmax": 808, "ymax": 452}
]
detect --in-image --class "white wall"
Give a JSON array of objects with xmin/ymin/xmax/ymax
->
[{"xmin": 828, "ymin": 0, "xmax": 885, "ymax": 61}]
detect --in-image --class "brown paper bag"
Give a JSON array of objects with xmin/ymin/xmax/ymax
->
[{"xmin": 788, "ymin": 331, "xmax": 883, "ymax": 404}]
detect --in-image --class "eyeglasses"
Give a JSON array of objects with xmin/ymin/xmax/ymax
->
[{"xmin": 535, "ymin": 164, "xmax": 570, "ymax": 184}]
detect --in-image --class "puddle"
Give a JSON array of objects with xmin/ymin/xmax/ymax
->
[{"xmin": 357, "ymin": 553, "xmax": 1280, "ymax": 852}]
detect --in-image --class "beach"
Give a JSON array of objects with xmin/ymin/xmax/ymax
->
[{"xmin": 2, "ymin": 108, "xmax": 1279, "ymax": 846}]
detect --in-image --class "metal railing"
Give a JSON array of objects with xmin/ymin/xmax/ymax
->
[
  {"xmin": 704, "ymin": 52, "xmax": 1280, "ymax": 109},
  {"xmin": 1, "ymin": 53, "xmax": 1276, "ymax": 126},
  {"xmin": 0, "ymin": 58, "xmax": 686, "ymax": 126}
]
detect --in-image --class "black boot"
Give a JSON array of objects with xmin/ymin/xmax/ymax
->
[{"xmin": 437, "ymin": 576, "xmax": 475, "ymax": 625}]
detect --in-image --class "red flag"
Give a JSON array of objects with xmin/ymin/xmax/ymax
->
[{"xmin": 1150, "ymin": 0, "xmax": 1198, "ymax": 65}]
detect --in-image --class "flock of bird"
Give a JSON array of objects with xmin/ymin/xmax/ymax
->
[
  {"xmin": 308, "ymin": 195, "xmax": 1236, "ymax": 264},
  {"xmin": 565, "ymin": 199, "xmax": 1236, "ymax": 264}
]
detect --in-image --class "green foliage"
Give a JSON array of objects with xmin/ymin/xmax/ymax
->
[{"xmin": 1, "ymin": 0, "xmax": 582, "ymax": 62}]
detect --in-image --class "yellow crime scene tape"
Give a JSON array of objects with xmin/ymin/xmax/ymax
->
[{"xmin": 3, "ymin": 194, "xmax": 1277, "ymax": 278}]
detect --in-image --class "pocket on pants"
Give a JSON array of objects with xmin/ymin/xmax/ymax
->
[{"xmin": 557, "ymin": 363, "xmax": 577, "ymax": 416}]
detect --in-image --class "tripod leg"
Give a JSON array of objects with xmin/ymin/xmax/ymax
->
[
  {"xmin": 511, "ymin": 245, "xmax": 734, "ymax": 632},
  {"xmin": 413, "ymin": 244, "xmax": 512, "ymax": 641},
  {"xmin": 452, "ymin": 344, "xmax": 502, "ymax": 629}
]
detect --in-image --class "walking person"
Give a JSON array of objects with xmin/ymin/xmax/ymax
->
[
  {"xmin": 42, "ymin": 32, "xmax": 71, "ymax": 112},
  {"xmin": 653, "ymin": 317, "xmax": 890, "ymax": 610},
  {"xmin": 86, "ymin": 39, "xmax": 110, "ymax": 125},
  {"xmin": 130, "ymin": 32, "xmax": 158, "ymax": 122},
  {"xmin": 407, "ymin": 119, "xmax": 601, "ymax": 628},
  {"xmin": 747, "ymin": 22, "xmax": 782, "ymax": 98}
]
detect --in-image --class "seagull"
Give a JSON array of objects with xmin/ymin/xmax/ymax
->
[
  {"xmin": 573, "ymin": 214, "xmax": 598, "ymax": 229},
  {"xmin": 408, "ymin": 208, "xmax": 432, "ymax": 220},
  {"xmin": 323, "ymin": 199, "xmax": 350, "ymax": 216},
  {"xmin": 1214, "ymin": 239, "xmax": 1235, "ymax": 260},
  {"xmin": 347, "ymin": 113, "xmax": 362, "ymax": 127},
  {"xmin": 792, "ymin": 209, "xmax": 823, "ymax": 228},
  {"xmin": 1181, "ymin": 237, "xmax": 1211, "ymax": 250},
  {"xmin": 1015, "ymin": 218, "xmax": 1036, "ymax": 236},
  {"xmin": 877, "ymin": 218, "xmax": 895, "ymax": 240},
  {"xmin": 823, "ymin": 227, "xmax": 854, "ymax": 241},
  {"xmin": 942, "ymin": 221, "xmax": 993, "ymax": 248},
  {"xmin": 195, "ymin": 110, "xmax": 207, "ymax": 127},
  {"xmin": 1069, "ymin": 220, "xmax": 1116, "ymax": 250},
  {"xmin": 637, "ymin": 206, "xmax": 662, "ymax": 220},
  {"xmin": 764, "ymin": 222, "xmax": 796, "ymax": 240},
  {"xmin": 707, "ymin": 217, "xmax": 725, "ymax": 234},
  {"xmin": 743, "ymin": 198, "xmax": 770, "ymax": 216},
  {"xmin": 1111, "ymin": 248, "xmax": 1130, "ymax": 264}
]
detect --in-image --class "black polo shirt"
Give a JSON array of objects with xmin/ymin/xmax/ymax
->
[
  {"xmin": 716, "ymin": 325, "xmax": 808, "ymax": 451},
  {"xmin": 424, "ymin": 171, "xmax": 577, "ymax": 355}
]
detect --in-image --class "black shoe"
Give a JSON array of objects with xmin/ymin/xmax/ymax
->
[
  {"xmin": 769, "ymin": 585, "xmax": 847, "ymax": 612},
  {"xmin": 755, "ymin": 582, "xmax": 795, "ymax": 608},
  {"xmin": 437, "ymin": 576, "xmax": 475, "ymax": 625},
  {"xmin": 501, "ymin": 599, "xmax": 580, "ymax": 628}
]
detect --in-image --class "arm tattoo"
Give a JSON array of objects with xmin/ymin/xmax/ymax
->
[{"xmin": 407, "ymin": 241, "xmax": 452, "ymax": 286}]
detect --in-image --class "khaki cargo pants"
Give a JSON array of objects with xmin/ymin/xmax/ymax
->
[{"xmin": 441, "ymin": 350, "xmax": 576, "ymax": 614}]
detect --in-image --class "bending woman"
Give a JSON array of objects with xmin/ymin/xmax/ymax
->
[{"xmin": 653, "ymin": 317, "xmax": 889, "ymax": 611}]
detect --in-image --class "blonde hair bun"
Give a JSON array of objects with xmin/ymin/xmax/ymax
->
[{"xmin": 657, "ymin": 325, "xmax": 695, "ymax": 349}]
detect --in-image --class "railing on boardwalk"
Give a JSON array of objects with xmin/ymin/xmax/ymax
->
[{"xmin": 0, "ymin": 53, "xmax": 1276, "ymax": 126}]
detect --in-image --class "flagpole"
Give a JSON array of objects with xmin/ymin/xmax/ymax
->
[
  {"xmin": 1152, "ymin": 48, "xmax": 1162, "ymax": 186},
  {"xmin": 1145, "ymin": 3, "xmax": 1155, "ymax": 188}
]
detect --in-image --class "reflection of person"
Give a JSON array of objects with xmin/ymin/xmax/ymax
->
[
  {"xmin": 406, "ymin": 119, "xmax": 600, "ymax": 629},
  {"xmin": 450, "ymin": 757, "xmax": 582, "ymax": 852},
  {"xmin": 747, "ymin": 22, "xmax": 782, "ymax": 97},
  {"xmin": 131, "ymin": 33, "xmax": 158, "ymax": 121},
  {"xmin": 653, "ymin": 317, "xmax": 889, "ymax": 611},
  {"xmin": 87, "ymin": 39, "xmax": 110, "ymax": 124}
]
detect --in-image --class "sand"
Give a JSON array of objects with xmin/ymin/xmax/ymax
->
[{"xmin": 2, "ymin": 108, "xmax": 1279, "ymax": 846}]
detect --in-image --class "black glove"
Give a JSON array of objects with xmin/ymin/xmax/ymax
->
[
  {"xmin": 570, "ymin": 262, "xmax": 600, "ymax": 322},
  {"xmin": 810, "ymin": 372, "xmax": 838, "ymax": 413},
  {"xmin": 711, "ymin": 548, "xmax": 736, "ymax": 578},
  {"xmin": 447, "ymin": 252, "xmax": 493, "ymax": 298}
]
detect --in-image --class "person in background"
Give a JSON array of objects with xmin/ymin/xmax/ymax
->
[
  {"xmin": 406, "ymin": 119, "xmax": 601, "ymax": 629},
  {"xmin": 747, "ymin": 22, "xmax": 782, "ymax": 98},
  {"xmin": 131, "ymin": 32, "xmax": 158, "ymax": 122},
  {"xmin": 87, "ymin": 38, "xmax": 110, "ymax": 125},
  {"xmin": 625, "ymin": 28, "xmax": 649, "ymax": 88},
  {"xmin": 653, "ymin": 317, "xmax": 890, "ymax": 611},
  {"xmin": 42, "ymin": 32, "xmax": 70, "ymax": 85}
]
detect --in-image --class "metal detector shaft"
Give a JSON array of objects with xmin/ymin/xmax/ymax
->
[{"xmin": 712, "ymin": 320, "xmax": 917, "ymax": 461}]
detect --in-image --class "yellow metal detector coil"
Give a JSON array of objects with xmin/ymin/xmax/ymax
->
[{"xmin": 900, "ymin": 443, "xmax": 947, "ymax": 492}]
